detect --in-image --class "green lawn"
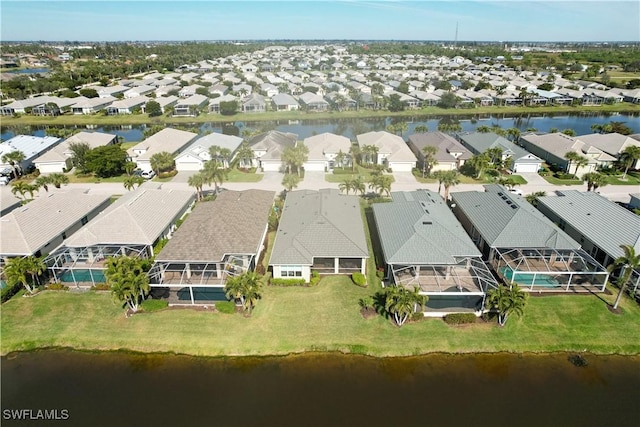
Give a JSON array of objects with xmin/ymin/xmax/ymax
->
[
  {"xmin": 413, "ymin": 172, "xmax": 527, "ymax": 185},
  {"xmin": 2, "ymin": 282, "xmax": 639, "ymax": 357},
  {"xmin": 605, "ymin": 172, "xmax": 640, "ymax": 186},
  {"xmin": 226, "ymin": 168, "xmax": 263, "ymax": 182},
  {"xmin": 325, "ymin": 166, "xmax": 394, "ymax": 183},
  {"xmin": 542, "ymin": 175, "xmax": 584, "ymax": 186},
  {"xmin": 66, "ymin": 173, "xmax": 128, "ymax": 184}
]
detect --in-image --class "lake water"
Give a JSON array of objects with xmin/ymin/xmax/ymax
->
[
  {"xmin": 2, "ymin": 112, "xmax": 639, "ymax": 143},
  {"xmin": 6, "ymin": 68, "xmax": 50, "ymax": 75},
  {"xmin": 2, "ymin": 350, "xmax": 639, "ymax": 426}
]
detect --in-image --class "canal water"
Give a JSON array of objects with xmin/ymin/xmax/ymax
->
[
  {"xmin": 2, "ymin": 350, "xmax": 639, "ymax": 426},
  {"xmin": 2, "ymin": 113, "xmax": 639, "ymax": 142}
]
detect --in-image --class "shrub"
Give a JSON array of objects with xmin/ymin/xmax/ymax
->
[
  {"xmin": 376, "ymin": 269, "xmax": 385, "ymax": 280},
  {"xmin": 351, "ymin": 272, "xmax": 367, "ymax": 287},
  {"xmin": 359, "ymin": 295, "xmax": 374, "ymax": 309},
  {"xmin": 309, "ymin": 270, "xmax": 321, "ymax": 286},
  {"xmin": 411, "ymin": 312, "xmax": 424, "ymax": 322},
  {"xmin": 555, "ymin": 172, "xmax": 576, "ymax": 180},
  {"xmin": 158, "ymin": 170, "xmax": 178, "ymax": 179},
  {"xmin": 215, "ymin": 301, "xmax": 236, "ymax": 314},
  {"xmin": 91, "ymin": 283, "xmax": 110, "ymax": 291},
  {"xmin": 444, "ymin": 313, "xmax": 478, "ymax": 325},
  {"xmin": 47, "ymin": 283, "xmax": 69, "ymax": 291},
  {"xmin": 141, "ymin": 299, "xmax": 168, "ymax": 312},
  {"xmin": 270, "ymin": 278, "xmax": 306, "ymax": 286}
]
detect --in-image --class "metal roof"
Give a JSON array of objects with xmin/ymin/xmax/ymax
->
[
  {"xmin": 156, "ymin": 189, "xmax": 274, "ymax": 262},
  {"xmin": 0, "ymin": 189, "xmax": 111, "ymax": 256},
  {"xmin": 373, "ymin": 190, "xmax": 481, "ymax": 265},
  {"xmin": 270, "ymin": 189, "xmax": 369, "ymax": 265},
  {"xmin": 34, "ymin": 131, "xmax": 118, "ymax": 164},
  {"xmin": 537, "ymin": 190, "xmax": 640, "ymax": 260},
  {"xmin": 0, "ymin": 135, "xmax": 62, "ymax": 162},
  {"xmin": 457, "ymin": 132, "xmax": 540, "ymax": 161},
  {"xmin": 451, "ymin": 185, "xmax": 580, "ymax": 250}
]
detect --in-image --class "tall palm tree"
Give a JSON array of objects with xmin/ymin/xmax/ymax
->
[
  {"xmin": 339, "ymin": 178, "xmax": 353, "ymax": 195},
  {"xmin": 34, "ymin": 175, "xmax": 52, "ymax": 192},
  {"xmin": 11, "ymin": 181, "xmax": 37, "ymax": 200},
  {"xmin": 582, "ymin": 172, "xmax": 608, "ymax": 192},
  {"xmin": 2, "ymin": 151, "xmax": 26, "ymax": 179},
  {"xmin": 334, "ymin": 150, "xmax": 346, "ymax": 169},
  {"xmin": 188, "ymin": 171, "xmax": 206, "ymax": 201},
  {"xmin": 619, "ymin": 145, "xmax": 640, "ymax": 179},
  {"xmin": 203, "ymin": 160, "xmax": 227, "ymax": 194},
  {"xmin": 441, "ymin": 170, "xmax": 460, "ymax": 201},
  {"xmin": 149, "ymin": 151, "xmax": 175, "ymax": 176},
  {"xmin": 235, "ymin": 142, "xmax": 255, "ymax": 169},
  {"xmin": 485, "ymin": 283, "xmax": 528, "ymax": 326},
  {"xmin": 384, "ymin": 286, "xmax": 427, "ymax": 327},
  {"xmin": 608, "ymin": 244, "xmax": 640, "ymax": 311},
  {"xmin": 105, "ymin": 256, "xmax": 150, "ymax": 313},
  {"xmin": 123, "ymin": 175, "xmax": 144, "ymax": 191},
  {"xmin": 25, "ymin": 256, "xmax": 47, "ymax": 287},
  {"xmin": 467, "ymin": 153, "xmax": 491, "ymax": 179},
  {"xmin": 351, "ymin": 176, "xmax": 366, "ymax": 196},
  {"xmin": 282, "ymin": 173, "xmax": 300, "ymax": 192},
  {"xmin": 349, "ymin": 144, "xmax": 361, "ymax": 171},
  {"xmin": 3, "ymin": 256, "xmax": 36, "ymax": 294},
  {"xmin": 48, "ymin": 173, "xmax": 69, "ymax": 189},
  {"xmin": 421, "ymin": 145, "xmax": 438, "ymax": 177},
  {"xmin": 224, "ymin": 271, "xmax": 263, "ymax": 315}
]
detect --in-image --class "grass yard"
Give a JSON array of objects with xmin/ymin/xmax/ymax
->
[
  {"xmin": 605, "ymin": 172, "xmax": 640, "ymax": 186},
  {"xmin": 542, "ymin": 175, "xmax": 584, "ymax": 186},
  {"xmin": 325, "ymin": 166, "xmax": 395, "ymax": 183},
  {"xmin": 226, "ymin": 168, "xmax": 263, "ymax": 182},
  {"xmin": 66, "ymin": 173, "xmax": 128, "ymax": 184},
  {"xmin": 2, "ymin": 282, "xmax": 639, "ymax": 357}
]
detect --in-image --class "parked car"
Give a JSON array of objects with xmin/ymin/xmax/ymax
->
[
  {"xmin": 508, "ymin": 188, "xmax": 523, "ymax": 196},
  {"xmin": 0, "ymin": 175, "xmax": 13, "ymax": 186},
  {"xmin": 141, "ymin": 170, "xmax": 156, "ymax": 179}
]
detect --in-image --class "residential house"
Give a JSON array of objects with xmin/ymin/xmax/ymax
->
[
  {"xmin": 356, "ymin": 131, "xmax": 417, "ymax": 172},
  {"xmin": 271, "ymin": 93, "xmax": 300, "ymax": 111},
  {"xmin": 71, "ymin": 96, "xmax": 116, "ymax": 115},
  {"xmin": 173, "ymin": 94, "xmax": 209, "ymax": 116},
  {"xmin": 519, "ymin": 133, "xmax": 616, "ymax": 174},
  {"xmin": 0, "ymin": 135, "xmax": 62, "ymax": 172},
  {"xmin": 407, "ymin": 132, "xmax": 472, "ymax": 173},
  {"xmin": 302, "ymin": 133, "xmax": 352, "ymax": 171},
  {"xmin": 127, "ymin": 128, "xmax": 199, "ymax": 172},
  {"xmin": 123, "ymin": 85, "xmax": 155, "ymax": 98},
  {"xmin": 457, "ymin": 132, "xmax": 543, "ymax": 173},
  {"xmin": 0, "ymin": 189, "xmax": 111, "ymax": 259},
  {"xmin": 143, "ymin": 95, "xmax": 178, "ymax": 114},
  {"xmin": 45, "ymin": 187, "xmax": 195, "ymax": 288},
  {"xmin": 33, "ymin": 131, "xmax": 118, "ymax": 174},
  {"xmin": 298, "ymin": 92, "xmax": 330, "ymax": 111},
  {"xmin": 148, "ymin": 190, "xmax": 274, "ymax": 305},
  {"xmin": 451, "ymin": 185, "xmax": 609, "ymax": 292},
  {"xmin": 269, "ymin": 189, "xmax": 368, "ymax": 282},
  {"xmin": 373, "ymin": 190, "xmax": 499, "ymax": 315},
  {"xmin": 178, "ymin": 84, "xmax": 204, "ymax": 98},
  {"xmin": 241, "ymin": 93, "xmax": 267, "ymax": 113},
  {"xmin": 174, "ymin": 133, "xmax": 244, "ymax": 171},
  {"xmin": 106, "ymin": 96, "xmax": 148, "ymax": 115},
  {"xmin": 209, "ymin": 94, "xmax": 238, "ymax": 114},
  {"xmin": 246, "ymin": 130, "xmax": 298, "ymax": 172},
  {"xmin": 576, "ymin": 133, "xmax": 640, "ymax": 169}
]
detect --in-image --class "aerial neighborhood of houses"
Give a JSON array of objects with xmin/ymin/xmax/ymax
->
[{"xmin": 1, "ymin": 44, "xmax": 639, "ymax": 321}]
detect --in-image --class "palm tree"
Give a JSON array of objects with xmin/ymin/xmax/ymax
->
[
  {"xmin": 582, "ymin": 172, "xmax": 608, "ymax": 192},
  {"xmin": 485, "ymin": 147, "xmax": 504, "ymax": 168},
  {"xmin": 349, "ymin": 144, "xmax": 361, "ymax": 171},
  {"xmin": 441, "ymin": 170, "xmax": 460, "ymax": 201},
  {"xmin": 282, "ymin": 173, "xmax": 300, "ymax": 192},
  {"xmin": 334, "ymin": 150, "xmax": 346, "ymax": 169},
  {"xmin": 235, "ymin": 142, "xmax": 255, "ymax": 169},
  {"xmin": 188, "ymin": 171, "xmax": 206, "ymax": 201},
  {"xmin": 506, "ymin": 127, "xmax": 521, "ymax": 142},
  {"xmin": 485, "ymin": 283, "xmax": 528, "ymax": 326},
  {"xmin": 25, "ymin": 256, "xmax": 47, "ymax": 287},
  {"xmin": 467, "ymin": 153, "xmax": 491, "ymax": 179},
  {"xmin": 203, "ymin": 160, "xmax": 227, "ymax": 194},
  {"xmin": 421, "ymin": 145, "xmax": 438, "ymax": 177},
  {"xmin": 607, "ymin": 244, "xmax": 640, "ymax": 311},
  {"xmin": 2, "ymin": 150, "xmax": 26, "ymax": 179},
  {"xmin": 224, "ymin": 271, "xmax": 263, "ymax": 315},
  {"xmin": 35, "ymin": 175, "xmax": 52, "ymax": 192},
  {"xmin": 383, "ymin": 286, "xmax": 427, "ymax": 327},
  {"xmin": 339, "ymin": 178, "xmax": 353, "ymax": 195},
  {"xmin": 123, "ymin": 175, "xmax": 144, "ymax": 191},
  {"xmin": 11, "ymin": 181, "xmax": 37, "ymax": 200},
  {"xmin": 48, "ymin": 173, "xmax": 69, "ymax": 189},
  {"xmin": 149, "ymin": 151, "xmax": 175, "ymax": 176},
  {"xmin": 105, "ymin": 256, "xmax": 150, "ymax": 313},
  {"xmin": 292, "ymin": 144, "xmax": 309, "ymax": 177},
  {"xmin": 476, "ymin": 125, "xmax": 491, "ymax": 133},
  {"xmin": 414, "ymin": 125, "xmax": 429, "ymax": 133},
  {"xmin": 525, "ymin": 191, "xmax": 546, "ymax": 207},
  {"xmin": 619, "ymin": 145, "xmax": 640, "ymax": 180},
  {"xmin": 3, "ymin": 256, "xmax": 36, "ymax": 294},
  {"xmin": 351, "ymin": 176, "xmax": 366, "ymax": 196},
  {"xmin": 564, "ymin": 151, "xmax": 588, "ymax": 177}
]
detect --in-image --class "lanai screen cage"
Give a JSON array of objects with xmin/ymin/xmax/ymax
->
[
  {"xmin": 45, "ymin": 244, "xmax": 149, "ymax": 287},
  {"xmin": 492, "ymin": 248, "xmax": 609, "ymax": 292},
  {"xmin": 391, "ymin": 256, "xmax": 499, "ymax": 295}
]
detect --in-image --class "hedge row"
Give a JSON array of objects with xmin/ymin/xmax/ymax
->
[{"xmin": 444, "ymin": 313, "xmax": 478, "ymax": 325}]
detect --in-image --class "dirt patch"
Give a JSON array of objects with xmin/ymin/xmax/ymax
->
[
  {"xmin": 606, "ymin": 305, "xmax": 622, "ymax": 315},
  {"xmin": 360, "ymin": 307, "xmax": 377, "ymax": 319}
]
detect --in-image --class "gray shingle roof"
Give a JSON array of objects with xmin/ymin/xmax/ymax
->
[
  {"xmin": 155, "ymin": 190, "xmax": 274, "ymax": 262},
  {"xmin": 0, "ymin": 189, "xmax": 111, "ymax": 256},
  {"xmin": 457, "ymin": 132, "xmax": 538, "ymax": 161},
  {"xmin": 269, "ymin": 189, "xmax": 368, "ymax": 265},
  {"xmin": 63, "ymin": 187, "xmax": 194, "ymax": 248},
  {"xmin": 303, "ymin": 132, "xmax": 351, "ymax": 162},
  {"xmin": 537, "ymin": 190, "xmax": 640, "ymax": 260},
  {"xmin": 451, "ymin": 185, "xmax": 580, "ymax": 250},
  {"xmin": 373, "ymin": 190, "xmax": 480, "ymax": 265},
  {"xmin": 407, "ymin": 132, "xmax": 472, "ymax": 162},
  {"xmin": 357, "ymin": 131, "xmax": 417, "ymax": 163}
]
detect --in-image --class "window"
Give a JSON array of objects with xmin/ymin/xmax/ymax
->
[
  {"xmin": 81, "ymin": 216, "xmax": 88, "ymax": 225},
  {"xmin": 281, "ymin": 266, "xmax": 303, "ymax": 277}
]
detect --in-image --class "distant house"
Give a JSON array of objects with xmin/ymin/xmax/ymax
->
[
  {"xmin": 209, "ymin": 94, "xmax": 238, "ymax": 114},
  {"xmin": 457, "ymin": 132, "xmax": 543, "ymax": 173},
  {"xmin": 33, "ymin": 131, "xmax": 118, "ymax": 174},
  {"xmin": 0, "ymin": 135, "xmax": 62, "ymax": 172},
  {"xmin": 302, "ymin": 132, "xmax": 352, "ymax": 172},
  {"xmin": 174, "ymin": 133, "xmax": 244, "ymax": 171},
  {"xmin": 270, "ymin": 189, "xmax": 368, "ymax": 282},
  {"xmin": 0, "ymin": 189, "xmax": 111, "ymax": 259},
  {"xmin": 143, "ymin": 95, "xmax": 178, "ymax": 114},
  {"xmin": 298, "ymin": 92, "xmax": 329, "ymax": 111},
  {"xmin": 271, "ymin": 93, "xmax": 300, "ymax": 111},
  {"xmin": 520, "ymin": 132, "xmax": 616, "ymax": 174},
  {"xmin": 106, "ymin": 96, "xmax": 148, "ymax": 115},
  {"xmin": 123, "ymin": 85, "xmax": 155, "ymax": 98},
  {"xmin": 127, "ymin": 128, "xmax": 199, "ymax": 172},
  {"xmin": 173, "ymin": 94, "xmax": 209, "ymax": 117},
  {"xmin": 45, "ymin": 187, "xmax": 195, "ymax": 288},
  {"xmin": 356, "ymin": 131, "xmax": 417, "ymax": 172},
  {"xmin": 148, "ymin": 190, "xmax": 274, "ymax": 305},
  {"xmin": 451, "ymin": 185, "xmax": 609, "ymax": 292},
  {"xmin": 241, "ymin": 93, "xmax": 266, "ymax": 113},
  {"xmin": 71, "ymin": 96, "xmax": 116, "ymax": 115},
  {"xmin": 246, "ymin": 130, "xmax": 298, "ymax": 172},
  {"xmin": 373, "ymin": 189, "xmax": 499, "ymax": 315},
  {"xmin": 407, "ymin": 132, "xmax": 472, "ymax": 173}
]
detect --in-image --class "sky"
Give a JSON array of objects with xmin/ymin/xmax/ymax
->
[{"xmin": 1, "ymin": 1, "xmax": 639, "ymax": 42}]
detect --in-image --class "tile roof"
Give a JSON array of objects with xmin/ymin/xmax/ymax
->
[
  {"xmin": 303, "ymin": 132, "xmax": 351, "ymax": 162},
  {"xmin": 357, "ymin": 131, "xmax": 417, "ymax": 163},
  {"xmin": 373, "ymin": 190, "xmax": 481, "ymax": 265},
  {"xmin": 270, "ymin": 189, "xmax": 369, "ymax": 265},
  {"xmin": 155, "ymin": 190, "xmax": 274, "ymax": 262}
]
